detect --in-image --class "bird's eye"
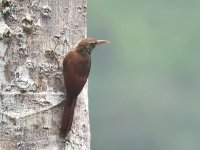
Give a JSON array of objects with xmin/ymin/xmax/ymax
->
[{"xmin": 91, "ymin": 42, "xmax": 96, "ymax": 46}]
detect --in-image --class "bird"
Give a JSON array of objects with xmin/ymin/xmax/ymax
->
[{"xmin": 60, "ymin": 37, "xmax": 110, "ymax": 137}]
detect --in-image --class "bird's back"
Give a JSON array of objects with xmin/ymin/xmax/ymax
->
[{"xmin": 63, "ymin": 50, "xmax": 91, "ymax": 100}]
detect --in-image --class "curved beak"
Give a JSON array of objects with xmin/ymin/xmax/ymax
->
[{"xmin": 96, "ymin": 40, "xmax": 111, "ymax": 45}]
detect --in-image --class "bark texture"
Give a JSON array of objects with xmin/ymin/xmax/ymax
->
[{"xmin": 0, "ymin": 0, "xmax": 90, "ymax": 149}]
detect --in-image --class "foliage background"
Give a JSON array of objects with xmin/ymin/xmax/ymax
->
[{"xmin": 88, "ymin": 0, "xmax": 200, "ymax": 150}]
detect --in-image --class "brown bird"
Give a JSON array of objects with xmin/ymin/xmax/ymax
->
[{"xmin": 60, "ymin": 37, "xmax": 110, "ymax": 137}]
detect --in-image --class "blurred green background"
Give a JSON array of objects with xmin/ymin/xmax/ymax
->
[{"xmin": 88, "ymin": 0, "xmax": 200, "ymax": 150}]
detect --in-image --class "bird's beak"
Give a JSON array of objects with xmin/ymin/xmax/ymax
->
[{"xmin": 96, "ymin": 40, "xmax": 110, "ymax": 45}]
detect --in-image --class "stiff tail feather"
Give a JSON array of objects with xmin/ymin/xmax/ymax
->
[{"xmin": 60, "ymin": 97, "xmax": 77, "ymax": 137}]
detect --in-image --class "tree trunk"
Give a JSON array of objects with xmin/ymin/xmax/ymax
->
[{"xmin": 0, "ymin": 0, "xmax": 90, "ymax": 149}]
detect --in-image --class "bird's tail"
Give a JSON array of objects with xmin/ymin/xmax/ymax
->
[{"xmin": 60, "ymin": 97, "xmax": 76, "ymax": 137}]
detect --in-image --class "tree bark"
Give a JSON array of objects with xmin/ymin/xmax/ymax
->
[{"xmin": 0, "ymin": 0, "xmax": 90, "ymax": 149}]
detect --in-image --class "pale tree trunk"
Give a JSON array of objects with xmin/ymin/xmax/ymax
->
[{"xmin": 0, "ymin": 0, "xmax": 90, "ymax": 149}]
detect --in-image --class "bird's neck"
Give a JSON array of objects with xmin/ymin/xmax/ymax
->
[{"xmin": 76, "ymin": 47, "xmax": 92, "ymax": 56}]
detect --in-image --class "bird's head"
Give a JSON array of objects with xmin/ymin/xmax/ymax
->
[{"xmin": 76, "ymin": 37, "xmax": 110, "ymax": 55}]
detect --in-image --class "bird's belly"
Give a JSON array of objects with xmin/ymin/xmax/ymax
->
[
  {"xmin": 71, "ymin": 74, "xmax": 88, "ymax": 87},
  {"xmin": 65, "ymin": 73, "xmax": 88, "ymax": 99}
]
